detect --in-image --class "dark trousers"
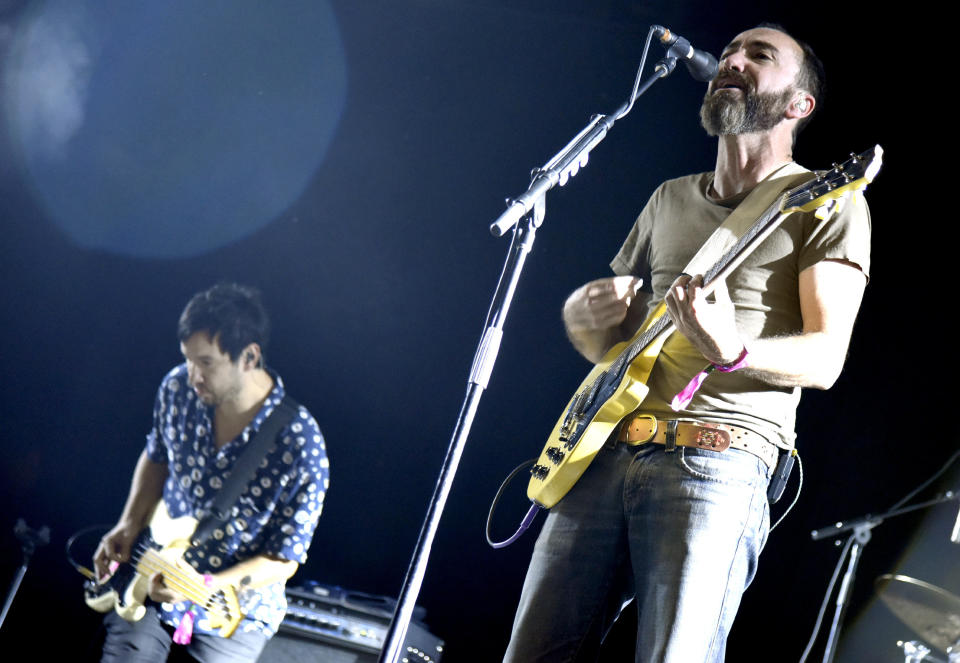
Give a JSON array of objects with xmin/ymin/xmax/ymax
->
[{"xmin": 101, "ymin": 607, "xmax": 268, "ymax": 663}]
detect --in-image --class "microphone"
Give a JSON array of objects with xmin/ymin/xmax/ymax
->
[{"xmin": 652, "ymin": 25, "xmax": 718, "ymax": 82}]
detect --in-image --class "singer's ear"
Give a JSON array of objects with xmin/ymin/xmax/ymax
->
[{"xmin": 787, "ymin": 92, "xmax": 815, "ymax": 120}]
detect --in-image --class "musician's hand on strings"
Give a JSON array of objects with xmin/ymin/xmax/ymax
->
[
  {"xmin": 94, "ymin": 521, "xmax": 139, "ymax": 582},
  {"xmin": 148, "ymin": 571, "xmax": 190, "ymax": 605},
  {"xmin": 665, "ymin": 274, "xmax": 745, "ymax": 366},
  {"xmin": 563, "ymin": 276, "xmax": 643, "ymax": 332}
]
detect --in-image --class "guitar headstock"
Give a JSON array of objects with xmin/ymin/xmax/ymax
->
[{"xmin": 783, "ymin": 145, "xmax": 883, "ymax": 214}]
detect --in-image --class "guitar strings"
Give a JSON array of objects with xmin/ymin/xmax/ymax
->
[
  {"xmin": 136, "ymin": 551, "xmax": 233, "ymax": 620},
  {"xmin": 128, "ymin": 543, "xmax": 233, "ymax": 619},
  {"xmin": 135, "ymin": 548, "xmax": 220, "ymax": 606}
]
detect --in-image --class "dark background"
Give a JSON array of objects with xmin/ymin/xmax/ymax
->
[{"xmin": 0, "ymin": 1, "xmax": 953, "ymax": 661}]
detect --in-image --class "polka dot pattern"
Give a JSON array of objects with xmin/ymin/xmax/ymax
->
[{"xmin": 144, "ymin": 364, "xmax": 329, "ymax": 637}]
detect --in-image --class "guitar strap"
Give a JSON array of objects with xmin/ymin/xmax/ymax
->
[
  {"xmin": 622, "ymin": 163, "xmax": 817, "ymax": 396},
  {"xmin": 681, "ymin": 161, "xmax": 813, "ymax": 277},
  {"xmin": 191, "ymin": 394, "xmax": 300, "ymax": 547}
]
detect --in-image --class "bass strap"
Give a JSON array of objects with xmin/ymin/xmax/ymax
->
[{"xmin": 191, "ymin": 394, "xmax": 300, "ymax": 547}]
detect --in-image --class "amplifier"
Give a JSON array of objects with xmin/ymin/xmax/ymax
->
[{"xmin": 258, "ymin": 582, "xmax": 444, "ymax": 663}]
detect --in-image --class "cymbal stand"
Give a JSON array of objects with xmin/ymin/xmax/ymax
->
[{"xmin": 810, "ymin": 491, "xmax": 959, "ymax": 663}]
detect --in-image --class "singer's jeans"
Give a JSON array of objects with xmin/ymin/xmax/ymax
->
[{"xmin": 503, "ymin": 441, "xmax": 771, "ymax": 663}]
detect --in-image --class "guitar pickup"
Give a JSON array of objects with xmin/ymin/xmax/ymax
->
[{"xmin": 545, "ymin": 446, "xmax": 565, "ymax": 464}]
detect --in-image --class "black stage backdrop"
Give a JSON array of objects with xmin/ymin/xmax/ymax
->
[{"xmin": 0, "ymin": 2, "xmax": 950, "ymax": 661}]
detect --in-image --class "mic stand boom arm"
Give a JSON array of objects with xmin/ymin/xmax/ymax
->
[
  {"xmin": 378, "ymin": 28, "xmax": 688, "ymax": 663},
  {"xmin": 490, "ymin": 57, "xmax": 678, "ymax": 237}
]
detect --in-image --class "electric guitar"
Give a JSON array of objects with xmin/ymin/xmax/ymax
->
[
  {"xmin": 527, "ymin": 146, "xmax": 884, "ymax": 509},
  {"xmin": 85, "ymin": 501, "xmax": 244, "ymax": 638}
]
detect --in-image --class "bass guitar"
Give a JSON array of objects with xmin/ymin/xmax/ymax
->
[
  {"xmin": 527, "ymin": 145, "xmax": 884, "ymax": 508},
  {"xmin": 85, "ymin": 501, "xmax": 244, "ymax": 637}
]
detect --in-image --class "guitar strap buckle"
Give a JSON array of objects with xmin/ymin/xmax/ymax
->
[{"xmin": 664, "ymin": 420, "xmax": 679, "ymax": 453}]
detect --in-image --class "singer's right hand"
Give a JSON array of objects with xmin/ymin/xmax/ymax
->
[{"xmin": 563, "ymin": 276, "xmax": 643, "ymax": 333}]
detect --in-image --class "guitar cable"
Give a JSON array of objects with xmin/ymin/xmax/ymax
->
[
  {"xmin": 485, "ymin": 458, "xmax": 543, "ymax": 549},
  {"xmin": 487, "ymin": 449, "xmax": 806, "ymax": 548},
  {"xmin": 66, "ymin": 524, "xmax": 111, "ymax": 581},
  {"xmin": 770, "ymin": 452, "xmax": 804, "ymax": 534}
]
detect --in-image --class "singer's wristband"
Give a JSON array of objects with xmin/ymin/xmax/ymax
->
[{"xmin": 714, "ymin": 346, "xmax": 748, "ymax": 372}]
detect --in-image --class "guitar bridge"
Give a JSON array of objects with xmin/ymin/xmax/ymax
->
[{"xmin": 559, "ymin": 413, "xmax": 581, "ymax": 443}]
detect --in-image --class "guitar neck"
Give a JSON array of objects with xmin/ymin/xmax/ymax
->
[{"xmin": 616, "ymin": 193, "xmax": 786, "ymax": 371}]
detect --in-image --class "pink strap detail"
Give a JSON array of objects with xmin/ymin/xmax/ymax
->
[
  {"xmin": 172, "ymin": 611, "xmax": 195, "ymax": 645},
  {"xmin": 671, "ymin": 347, "xmax": 749, "ymax": 411},
  {"xmin": 671, "ymin": 370, "xmax": 710, "ymax": 411}
]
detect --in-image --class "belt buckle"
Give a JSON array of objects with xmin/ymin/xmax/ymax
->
[
  {"xmin": 693, "ymin": 424, "xmax": 731, "ymax": 451},
  {"xmin": 619, "ymin": 414, "xmax": 658, "ymax": 446}
]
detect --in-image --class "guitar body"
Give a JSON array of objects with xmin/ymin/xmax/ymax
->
[
  {"xmin": 527, "ymin": 304, "xmax": 671, "ymax": 508},
  {"xmin": 85, "ymin": 502, "xmax": 243, "ymax": 638}
]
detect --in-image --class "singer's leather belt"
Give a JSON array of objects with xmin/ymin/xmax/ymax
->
[{"xmin": 616, "ymin": 415, "xmax": 779, "ymax": 470}]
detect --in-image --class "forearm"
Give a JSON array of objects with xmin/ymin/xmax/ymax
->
[
  {"xmin": 214, "ymin": 555, "xmax": 298, "ymax": 590},
  {"xmin": 117, "ymin": 450, "xmax": 168, "ymax": 529},
  {"xmin": 670, "ymin": 261, "xmax": 866, "ymax": 391},
  {"xmin": 740, "ymin": 330, "xmax": 850, "ymax": 390},
  {"xmin": 95, "ymin": 449, "xmax": 169, "ymax": 577},
  {"xmin": 566, "ymin": 326, "xmax": 628, "ymax": 364}
]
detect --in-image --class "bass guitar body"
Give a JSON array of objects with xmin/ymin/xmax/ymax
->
[{"xmin": 85, "ymin": 502, "xmax": 243, "ymax": 638}]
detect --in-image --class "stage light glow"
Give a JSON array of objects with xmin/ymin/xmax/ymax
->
[{"xmin": 3, "ymin": 0, "xmax": 347, "ymax": 258}]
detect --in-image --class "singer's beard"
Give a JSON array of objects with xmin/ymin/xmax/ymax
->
[{"xmin": 700, "ymin": 85, "xmax": 794, "ymax": 136}]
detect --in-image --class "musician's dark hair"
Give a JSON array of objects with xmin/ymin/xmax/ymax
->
[
  {"xmin": 755, "ymin": 22, "xmax": 825, "ymax": 138},
  {"xmin": 178, "ymin": 282, "xmax": 270, "ymax": 362}
]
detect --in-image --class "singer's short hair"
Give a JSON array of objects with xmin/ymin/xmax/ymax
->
[
  {"xmin": 178, "ymin": 282, "xmax": 270, "ymax": 362},
  {"xmin": 756, "ymin": 22, "xmax": 825, "ymax": 137}
]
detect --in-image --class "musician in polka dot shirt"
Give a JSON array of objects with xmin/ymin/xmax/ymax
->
[
  {"xmin": 144, "ymin": 362, "xmax": 329, "ymax": 637},
  {"xmin": 94, "ymin": 283, "xmax": 329, "ymax": 663}
]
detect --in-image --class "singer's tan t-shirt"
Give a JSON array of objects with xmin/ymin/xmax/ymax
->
[{"xmin": 610, "ymin": 170, "xmax": 871, "ymax": 448}]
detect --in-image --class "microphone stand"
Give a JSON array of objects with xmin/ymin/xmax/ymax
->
[
  {"xmin": 377, "ymin": 34, "xmax": 689, "ymax": 663},
  {"xmin": 0, "ymin": 519, "xmax": 50, "ymax": 631},
  {"xmin": 810, "ymin": 491, "xmax": 960, "ymax": 663}
]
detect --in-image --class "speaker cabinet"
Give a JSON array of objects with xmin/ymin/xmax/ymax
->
[{"xmin": 256, "ymin": 583, "xmax": 443, "ymax": 663}]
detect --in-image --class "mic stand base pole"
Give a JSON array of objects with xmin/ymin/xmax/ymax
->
[
  {"xmin": 822, "ymin": 525, "xmax": 871, "ymax": 663},
  {"xmin": 0, "ymin": 563, "xmax": 29, "ymax": 631},
  {"xmin": 378, "ymin": 211, "xmax": 540, "ymax": 663},
  {"xmin": 0, "ymin": 519, "xmax": 49, "ymax": 632}
]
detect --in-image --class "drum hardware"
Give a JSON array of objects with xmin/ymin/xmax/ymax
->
[
  {"xmin": 877, "ymin": 574, "xmax": 960, "ymax": 663},
  {"xmin": 809, "ymin": 490, "xmax": 960, "ymax": 663}
]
